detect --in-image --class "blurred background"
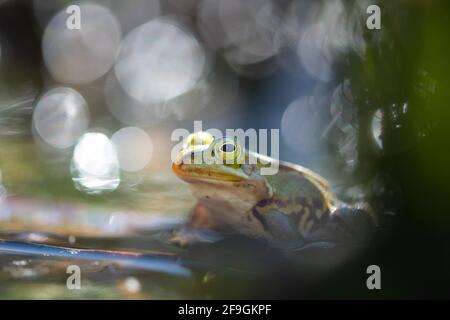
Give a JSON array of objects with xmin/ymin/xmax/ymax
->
[{"xmin": 0, "ymin": 0, "xmax": 449, "ymax": 299}]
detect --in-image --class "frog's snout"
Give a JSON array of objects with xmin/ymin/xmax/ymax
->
[
  {"xmin": 172, "ymin": 161, "xmax": 184, "ymax": 177},
  {"xmin": 172, "ymin": 150, "xmax": 190, "ymax": 175},
  {"xmin": 171, "ymin": 149, "xmax": 198, "ymax": 178},
  {"xmin": 173, "ymin": 152, "xmax": 184, "ymax": 166},
  {"xmin": 173, "ymin": 145, "xmax": 195, "ymax": 168}
]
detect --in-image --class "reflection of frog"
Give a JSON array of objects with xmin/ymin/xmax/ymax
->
[{"xmin": 172, "ymin": 132, "xmax": 375, "ymax": 245}]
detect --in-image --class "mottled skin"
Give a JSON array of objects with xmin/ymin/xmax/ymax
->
[{"xmin": 172, "ymin": 133, "xmax": 374, "ymax": 244}]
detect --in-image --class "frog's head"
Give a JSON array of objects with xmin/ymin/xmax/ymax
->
[{"xmin": 172, "ymin": 132, "xmax": 273, "ymax": 213}]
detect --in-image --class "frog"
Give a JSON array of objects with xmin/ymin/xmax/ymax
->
[{"xmin": 172, "ymin": 132, "xmax": 375, "ymax": 246}]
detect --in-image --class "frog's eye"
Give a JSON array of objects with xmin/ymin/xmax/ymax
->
[
  {"xmin": 214, "ymin": 138, "xmax": 242, "ymax": 164},
  {"xmin": 183, "ymin": 132, "xmax": 214, "ymax": 150}
]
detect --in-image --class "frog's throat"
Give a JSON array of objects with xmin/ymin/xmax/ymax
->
[{"xmin": 189, "ymin": 177, "xmax": 274, "ymax": 216}]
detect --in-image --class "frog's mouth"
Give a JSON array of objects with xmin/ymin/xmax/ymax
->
[
  {"xmin": 172, "ymin": 162, "xmax": 273, "ymax": 207},
  {"xmin": 172, "ymin": 163, "xmax": 248, "ymax": 184}
]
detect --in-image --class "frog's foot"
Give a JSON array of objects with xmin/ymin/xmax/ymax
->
[
  {"xmin": 323, "ymin": 205, "xmax": 376, "ymax": 243},
  {"xmin": 169, "ymin": 204, "xmax": 229, "ymax": 247}
]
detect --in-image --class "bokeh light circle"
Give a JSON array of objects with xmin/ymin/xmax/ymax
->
[
  {"xmin": 218, "ymin": 0, "xmax": 283, "ymax": 65},
  {"xmin": 106, "ymin": 0, "xmax": 160, "ymax": 35},
  {"xmin": 297, "ymin": 22, "xmax": 333, "ymax": 82},
  {"xmin": 111, "ymin": 127, "xmax": 153, "ymax": 172},
  {"xmin": 32, "ymin": 87, "xmax": 89, "ymax": 149},
  {"xmin": 42, "ymin": 3, "xmax": 121, "ymax": 84},
  {"xmin": 71, "ymin": 132, "xmax": 120, "ymax": 194},
  {"xmin": 371, "ymin": 109, "xmax": 383, "ymax": 149},
  {"xmin": 114, "ymin": 18, "xmax": 206, "ymax": 105},
  {"xmin": 281, "ymin": 96, "xmax": 324, "ymax": 154}
]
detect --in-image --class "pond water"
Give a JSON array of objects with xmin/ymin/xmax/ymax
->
[{"xmin": 0, "ymin": 198, "xmax": 364, "ymax": 299}]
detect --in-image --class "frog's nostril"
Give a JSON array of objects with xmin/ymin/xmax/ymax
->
[{"xmin": 173, "ymin": 155, "xmax": 183, "ymax": 165}]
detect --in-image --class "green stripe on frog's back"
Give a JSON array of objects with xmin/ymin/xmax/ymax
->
[
  {"xmin": 266, "ymin": 161, "xmax": 334, "ymax": 204},
  {"xmin": 252, "ymin": 152, "xmax": 333, "ymax": 206}
]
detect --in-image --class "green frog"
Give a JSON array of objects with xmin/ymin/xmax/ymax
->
[{"xmin": 172, "ymin": 132, "xmax": 375, "ymax": 245}]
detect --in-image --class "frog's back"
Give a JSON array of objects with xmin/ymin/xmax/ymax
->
[
  {"xmin": 252, "ymin": 160, "xmax": 335, "ymax": 241},
  {"xmin": 268, "ymin": 161, "xmax": 332, "ymax": 200}
]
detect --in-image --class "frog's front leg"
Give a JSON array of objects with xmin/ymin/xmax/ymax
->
[
  {"xmin": 191, "ymin": 204, "xmax": 292, "ymax": 241},
  {"xmin": 189, "ymin": 203, "xmax": 240, "ymax": 232},
  {"xmin": 169, "ymin": 203, "xmax": 228, "ymax": 247},
  {"xmin": 189, "ymin": 203, "xmax": 214, "ymax": 229}
]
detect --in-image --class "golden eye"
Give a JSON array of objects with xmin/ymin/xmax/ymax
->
[
  {"xmin": 183, "ymin": 132, "xmax": 214, "ymax": 150},
  {"xmin": 214, "ymin": 138, "xmax": 242, "ymax": 164}
]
